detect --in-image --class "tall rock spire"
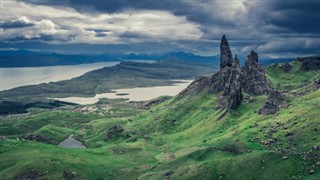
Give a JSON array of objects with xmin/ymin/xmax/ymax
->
[
  {"xmin": 241, "ymin": 50, "xmax": 272, "ymax": 95},
  {"xmin": 220, "ymin": 35, "xmax": 233, "ymax": 69}
]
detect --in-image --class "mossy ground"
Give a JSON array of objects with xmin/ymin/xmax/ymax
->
[{"xmin": 0, "ymin": 60, "xmax": 319, "ymax": 179}]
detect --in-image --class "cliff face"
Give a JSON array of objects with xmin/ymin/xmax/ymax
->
[
  {"xmin": 241, "ymin": 51, "xmax": 272, "ymax": 95},
  {"xmin": 219, "ymin": 56, "xmax": 242, "ymax": 108}
]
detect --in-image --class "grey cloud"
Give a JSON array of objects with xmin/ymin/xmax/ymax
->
[
  {"xmin": 1, "ymin": 16, "xmax": 34, "ymax": 28},
  {"xmin": 5, "ymin": 0, "xmax": 320, "ymax": 57}
]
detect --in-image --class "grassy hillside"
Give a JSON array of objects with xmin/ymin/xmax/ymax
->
[{"xmin": 0, "ymin": 60, "xmax": 319, "ymax": 179}]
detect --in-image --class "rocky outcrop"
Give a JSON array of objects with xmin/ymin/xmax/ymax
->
[
  {"xmin": 179, "ymin": 36, "xmax": 276, "ymax": 110},
  {"xmin": 281, "ymin": 63, "xmax": 292, "ymax": 72},
  {"xmin": 105, "ymin": 124, "xmax": 125, "ymax": 141},
  {"xmin": 220, "ymin": 35, "xmax": 233, "ymax": 69},
  {"xmin": 298, "ymin": 56, "xmax": 320, "ymax": 70},
  {"xmin": 259, "ymin": 90, "xmax": 286, "ymax": 115},
  {"xmin": 241, "ymin": 51, "xmax": 272, "ymax": 95},
  {"xmin": 25, "ymin": 134, "xmax": 52, "ymax": 144},
  {"xmin": 219, "ymin": 55, "xmax": 242, "ymax": 108}
]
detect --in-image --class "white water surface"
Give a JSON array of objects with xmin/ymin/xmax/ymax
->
[
  {"xmin": 54, "ymin": 80, "xmax": 193, "ymax": 104},
  {"xmin": 0, "ymin": 62, "xmax": 120, "ymax": 91}
]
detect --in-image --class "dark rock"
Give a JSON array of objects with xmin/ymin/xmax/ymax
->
[
  {"xmin": 312, "ymin": 145, "xmax": 319, "ymax": 151},
  {"xmin": 309, "ymin": 169, "xmax": 314, "ymax": 175},
  {"xmin": 105, "ymin": 124, "xmax": 124, "ymax": 141},
  {"xmin": 259, "ymin": 90, "xmax": 286, "ymax": 115},
  {"xmin": 219, "ymin": 55, "xmax": 242, "ymax": 109},
  {"xmin": 313, "ymin": 78, "xmax": 320, "ymax": 90},
  {"xmin": 298, "ymin": 56, "xmax": 320, "ymax": 70},
  {"xmin": 164, "ymin": 171, "xmax": 174, "ymax": 179},
  {"xmin": 241, "ymin": 51, "xmax": 272, "ymax": 95},
  {"xmin": 220, "ymin": 35, "xmax": 233, "ymax": 69},
  {"xmin": 285, "ymin": 132, "xmax": 294, "ymax": 137},
  {"xmin": 281, "ymin": 63, "xmax": 292, "ymax": 72},
  {"xmin": 15, "ymin": 169, "xmax": 47, "ymax": 180},
  {"xmin": 0, "ymin": 136, "xmax": 7, "ymax": 141},
  {"xmin": 25, "ymin": 134, "xmax": 52, "ymax": 144},
  {"xmin": 63, "ymin": 171, "xmax": 77, "ymax": 180}
]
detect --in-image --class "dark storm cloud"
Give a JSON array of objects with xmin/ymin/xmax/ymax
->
[
  {"xmin": 3, "ymin": 0, "xmax": 320, "ymax": 57},
  {"xmin": 23, "ymin": 0, "xmax": 234, "ymax": 27},
  {"xmin": 244, "ymin": 0, "xmax": 320, "ymax": 34}
]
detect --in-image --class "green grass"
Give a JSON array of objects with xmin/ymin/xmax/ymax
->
[
  {"xmin": 266, "ymin": 60, "xmax": 319, "ymax": 91},
  {"xmin": 0, "ymin": 60, "xmax": 319, "ymax": 179}
]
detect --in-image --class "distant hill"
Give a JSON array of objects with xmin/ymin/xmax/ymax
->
[{"xmin": 1, "ymin": 49, "xmax": 295, "ymax": 68}]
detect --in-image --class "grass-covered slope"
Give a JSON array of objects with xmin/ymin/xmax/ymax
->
[
  {"xmin": 266, "ymin": 60, "xmax": 319, "ymax": 91},
  {"xmin": 0, "ymin": 60, "xmax": 319, "ymax": 179}
]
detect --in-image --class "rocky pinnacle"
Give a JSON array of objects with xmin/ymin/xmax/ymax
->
[
  {"xmin": 220, "ymin": 35, "xmax": 233, "ymax": 69},
  {"xmin": 180, "ymin": 35, "xmax": 273, "ymax": 109}
]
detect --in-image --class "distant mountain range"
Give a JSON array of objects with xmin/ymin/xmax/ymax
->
[{"xmin": 1, "ymin": 49, "xmax": 293, "ymax": 67}]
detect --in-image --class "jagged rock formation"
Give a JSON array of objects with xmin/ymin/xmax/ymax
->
[
  {"xmin": 180, "ymin": 35, "xmax": 274, "ymax": 110},
  {"xmin": 241, "ymin": 51, "xmax": 272, "ymax": 95},
  {"xmin": 259, "ymin": 90, "xmax": 286, "ymax": 115},
  {"xmin": 219, "ymin": 55, "xmax": 242, "ymax": 108},
  {"xmin": 297, "ymin": 56, "xmax": 320, "ymax": 70},
  {"xmin": 220, "ymin": 35, "xmax": 233, "ymax": 69}
]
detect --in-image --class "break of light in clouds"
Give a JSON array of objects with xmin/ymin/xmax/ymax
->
[{"xmin": 1, "ymin": 0, "xmax": 319, "ymax": 57}]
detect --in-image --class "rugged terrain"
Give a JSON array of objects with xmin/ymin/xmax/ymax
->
[{"xmin": 0, "ymin": 36, "xmax": 319, "ymax": 179}]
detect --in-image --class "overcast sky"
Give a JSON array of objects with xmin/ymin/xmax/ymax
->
[{"xmin": 1, "ymin": 0, "xmax": 319, "ymax": 57}]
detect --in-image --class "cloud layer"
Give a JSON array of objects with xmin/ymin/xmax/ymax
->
[{"xmin": 1, "ymin": 0, "xmax": 319, "ymax": 57}]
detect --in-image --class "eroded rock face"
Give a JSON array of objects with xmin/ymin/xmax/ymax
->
[
  {"xmin": 259, "ymin": 90, "xmax": 286, "ymax": 115},
  {"xmin": 220, "ymin": 35, "xmax": 233, "ymax": 69},
  {"xmin": 241, "ymin": 51, "xmax": 272, "ymax": 95},
  {"xmin": 105, "ymin": 124, "xmax": 124, "ymax": 141},
  {"xmin": 219, "ymin": 56, "xmax": 242, "ymax": 108}
]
